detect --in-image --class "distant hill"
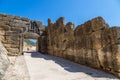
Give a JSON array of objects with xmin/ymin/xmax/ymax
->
[{"xmin": 24, "ymin": 39, "xmax": 36, "ymax": 46}]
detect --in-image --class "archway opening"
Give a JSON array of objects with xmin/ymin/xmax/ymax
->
[{"xmin": 23, "ymin": 39, "xmax": 37, "ymax": 52}]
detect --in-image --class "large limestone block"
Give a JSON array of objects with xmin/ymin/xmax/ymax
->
[
  {"xmin": 90, "ymin": 17, "xmax": 109, "ymax": 31},
  {"xmin": 14, "ymin": 16, "xmax": 29, "ymax": 22},
  {"xmin": 0, "ymin": 36, "xmax": 5, "ymax": 41},
  {"xmin": 0, "ymin": 22, "xmax": 10, "ymax": 31},
  {"xmin": 5, "ymin": 31, "xmax": 19, "ymax": 36},
  {"xmin": 0, "ymin": 14, "xmax": 7, "ymax": 17},
  {"xmin": 6, "ymin": 48, "xmax": 19, "ymax": 56},
  {"xmin": 0, "ymin": 30, "xmax": 6, "ymax": 35},
  {"xmin": 23, "ymin": 32, "xmax": 40, "ymax": 39},
  {"xmin": 114, "ymin": 27, "xmax": 120, "ymax": 44},
  {"xmin": 3, "ymin": 44, "xmax": 11, "ymax": 48},
  {"xmin": 65, "ymin": 22, "xmax": 75, "ymax": 31},
  {"xmin": 56, "ymin": 17, "xmax": 65, "ymax": 27},
  {"xmin": 102, "ymin": 44, "xmax": 120, "ymax": 72},
  {"xmin": 91, "ymin": 30, "xmax": 102, "ymax": 49},
  {"xmin": 0, "ymin": 41, "xmax": 9, "ymax": 78}
]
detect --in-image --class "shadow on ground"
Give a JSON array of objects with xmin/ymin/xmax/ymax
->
[{"xmin": 27, "ymin": 52, "xmax": 118, "ymax": 79}]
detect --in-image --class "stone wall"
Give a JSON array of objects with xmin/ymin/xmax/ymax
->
[
  {"xmin": 0, "ymin": 41, "xmax": 9, "ymax": 79},
  {"xmin": 0, "ymin": 14, "xmax": 43, "ymax": 56},
  {"xmin": 46, "ymin": 17, "xmax": 120, "ymax": 77},
  {"xmin": 0, "ymin": 14, "xmax": 30, "ymax": 55}
]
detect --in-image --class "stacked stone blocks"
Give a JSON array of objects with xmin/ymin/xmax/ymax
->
[{"xmin": 46, "ymin": 17, "xmax": 120, "ymax": 77}]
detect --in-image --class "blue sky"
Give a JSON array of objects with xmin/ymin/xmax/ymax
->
[{"xmin": 0, "ymin": 0, "xmax": 120, "ymax": 26}]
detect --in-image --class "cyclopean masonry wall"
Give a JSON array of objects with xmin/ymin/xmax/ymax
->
[
  {"xmin": 0, "ymin": 14, "xmax": 30, "ymax": 56},
  {"xmin": 45, "ymin": 17, "xmax": 120, "ymax": 77},
  {"xmin": 0, "ymin": 14, "xmax": 43, "ymax": 56}
]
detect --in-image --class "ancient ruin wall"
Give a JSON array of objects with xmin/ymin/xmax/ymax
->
[
  {"xmin": 0, "ymin": 14, "xmax": 30, "ymax": 55},
  {"xmin": 46, "ymin": 17, "xmax": 120, "ymax": 77},
  {"xmin": 0, "ymin": 13, "xmax": 120, "ymax": 77},
  {"xmin": 0, "ymin": 14, "xmax": 43, "ymax": 56}
]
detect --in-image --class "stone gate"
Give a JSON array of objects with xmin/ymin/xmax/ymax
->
[{"xmin": 0, "ymin": 14, "xmax": 45, "ymax": 56}]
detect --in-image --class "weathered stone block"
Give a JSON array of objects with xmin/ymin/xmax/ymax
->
[
  {"xmin": 0, "ymin": 36, "xmax": 5, "ymax": 41},
  {"xmin": 0, "ymin": 30, "xmax": 6, "ymax": 35},
  {"xmin": 0, "ymin": 16, "xmax": 2, "ymax": 20},
  {"xmin": 3, "ymin": 44, "xmax": 11, "ymax": 48},
  {"xmin": 0, "ymin": 41, "xmax": 9, "ymax": 78},
  {"xmin": 11, "ymin": 44, "xmax": 19, "ymax": 48},
  {"xmin": 0, "ymin": 24, "xmax": 10, "ymax": 31},
  {"xmin": 11, "ymin": 27, "xmax": 23, "ymax": 33},
  {"xmin": 5, "ymin": 31, "xmax": 19, "ymax": 36},
  {"xmin": 0, "ymin": 14, "xmax": 7, "ymax": 17},
  {"xmin": 6, "ymin": 48, "xmax": 19, "ymax": 54},
  {"xmin": 2, "ymin": 40, "xmax": 19, "ymax": 45}
]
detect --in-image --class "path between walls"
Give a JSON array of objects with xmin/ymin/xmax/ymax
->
[{"xmin": 24, "ymin": 52, "xmax": 119, "ymax": 80}]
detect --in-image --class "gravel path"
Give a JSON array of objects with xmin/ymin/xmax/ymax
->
[{"xmin": 24, "ymin": 52, "xmax": 119, "ymax": 80}]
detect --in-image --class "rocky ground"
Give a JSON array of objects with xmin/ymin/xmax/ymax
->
[{"xmin": 2, "ymin": 56, "xmax": 30, "ymax": 80}]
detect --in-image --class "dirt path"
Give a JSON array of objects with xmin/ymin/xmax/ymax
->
[{"xmin": 24, "ymin": 52, "xmax": 119, "ymax": 80}]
